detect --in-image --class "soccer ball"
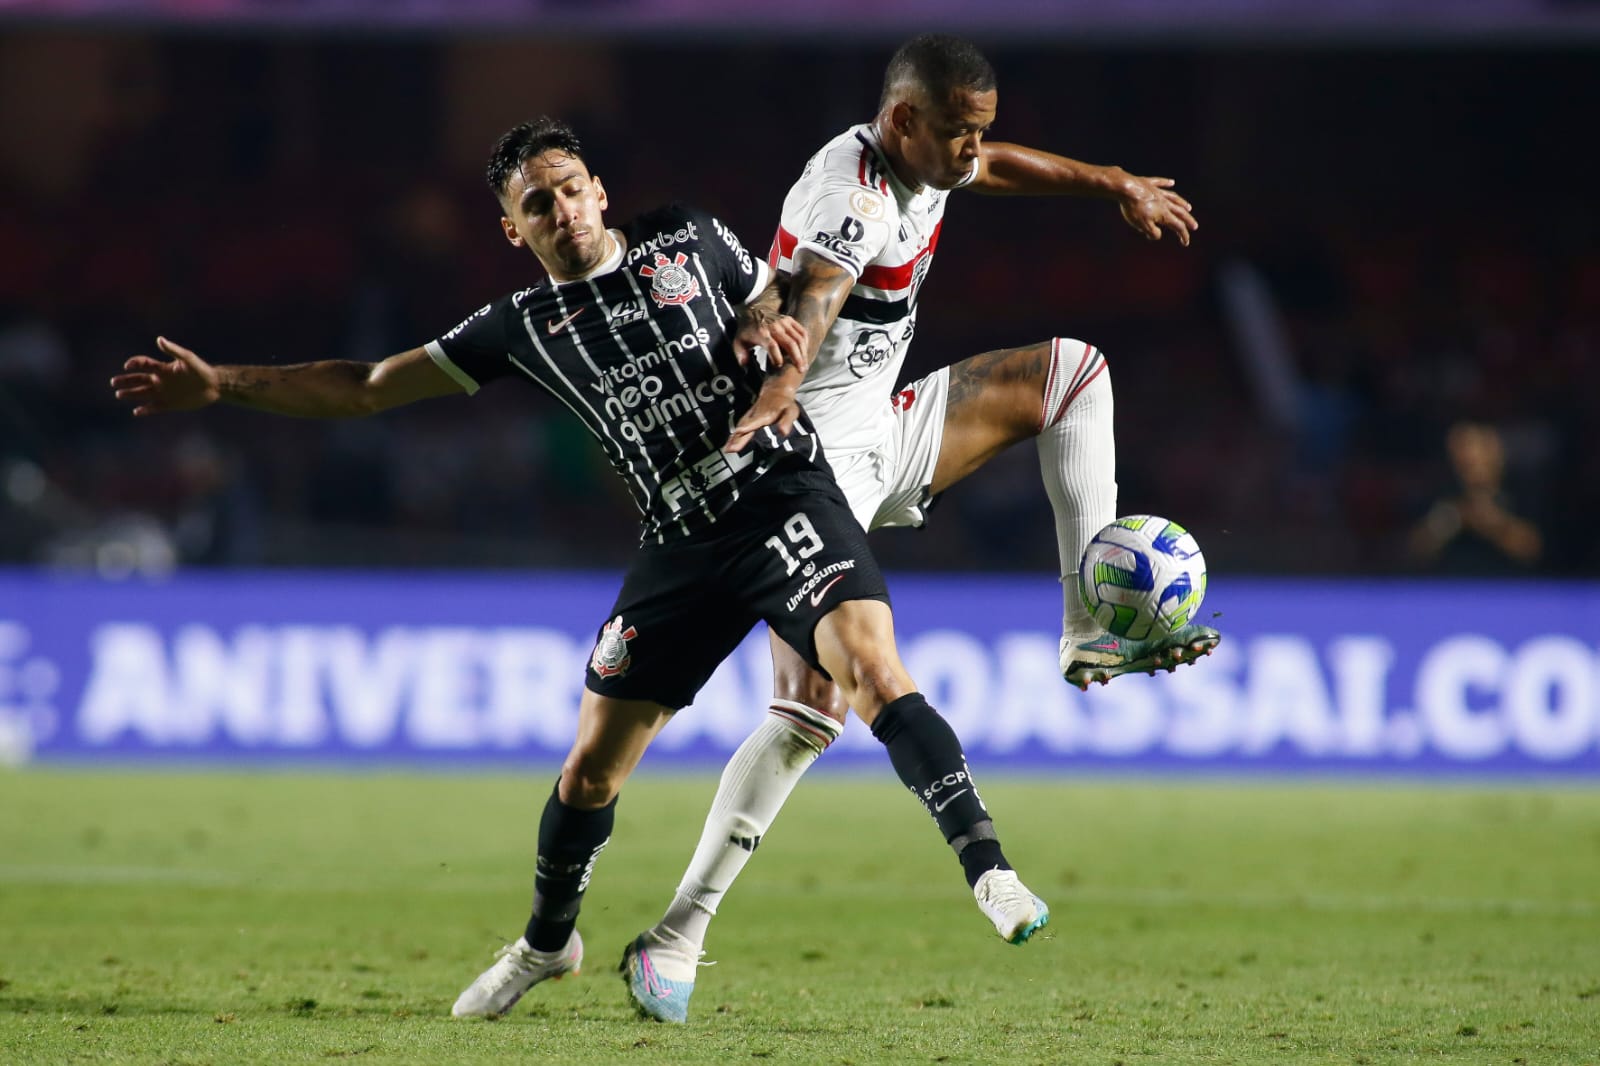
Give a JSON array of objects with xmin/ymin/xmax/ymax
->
[{"xmin": 1078, "ymin": 515, "xmax": 1207, "ymax": 641}]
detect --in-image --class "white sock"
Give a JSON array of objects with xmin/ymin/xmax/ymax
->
[
  {"xmin": 1037, "ymin": 338, "xmax": 1118, "ymax": 639},
  {"xmin": 653, "ymin": 700, "xmax": 843, "ymax": 952}
]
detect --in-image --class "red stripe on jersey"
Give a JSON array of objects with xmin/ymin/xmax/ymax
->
[
  {"xmin": 858, "ymin": 147, "xmax": 870, "ymax": 187},
  {"xmin": 772, "ymin": 226, "xmax": 799, "ymax": 265},
  {"xmin": 856, "ymin": 220, "xmax": 942, "ymax": 291},
  {"xmin": 775, "ymin": 220, "xmax": 943, "ymax": 293}
]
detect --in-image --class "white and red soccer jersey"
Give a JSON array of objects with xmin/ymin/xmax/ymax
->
[{"xmin": 769, "ymin": 123, "xmax": 973, "ymax": 457}]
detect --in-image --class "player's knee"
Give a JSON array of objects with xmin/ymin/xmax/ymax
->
[
  {"xmin": 772, "ymin": 667, "xmax": 847, "ymax": 722},
  {"xmin": 558, "ymin": 756, "xmax": 623, "ymax": 809},
  {"xmin": 1050, "ymin": 336, "xmax": 1110, "ymax": 375},
  {"xmin": 838, "ymin": 656, "xmax": 912, "ymax": 718},
  {"xmin": 1041, "ymin": 337, "xmax": 1112, "ymax": 429}
]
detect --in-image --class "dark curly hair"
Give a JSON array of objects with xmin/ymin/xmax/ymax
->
[{"xmin": 486, "ymin": 117, "xmax": 587, "ymax": 202}]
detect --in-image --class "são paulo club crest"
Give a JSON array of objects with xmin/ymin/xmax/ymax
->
[
  {"xmin": 590, "ymin": 615, "xmax": 638, "ymax": 679},
  {"xmin": 639, "ymin": 252, "xmax": 699, "ymax": 307}
]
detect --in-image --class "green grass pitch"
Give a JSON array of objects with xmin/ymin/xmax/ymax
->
[{"xmin": 2, "ymin": 769, "xmax": 1597, "ymax": 1064}]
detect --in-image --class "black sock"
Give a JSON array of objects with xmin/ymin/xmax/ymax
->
[
  {"xmin": 524, "ymin": 782, "xmax": 615, "ymax": 952},
  {"xmin": 869, "ymin": 692, "xmax": 1012, "ymax": 888}
]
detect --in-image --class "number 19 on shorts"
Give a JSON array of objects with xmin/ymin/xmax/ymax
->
[{"xmin": 764, "ymin": 513, "xmax": 824, "ymax": 575}]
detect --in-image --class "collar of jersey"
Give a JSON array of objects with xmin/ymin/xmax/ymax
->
[
  {"xmin": 857, "ymin": 123, "xmax": 911, "ymax": 200},
  {"xmin": 554, "ymin": 229, "xmax": 626, "ymax": 285},
  {"xmin": 858, "ymin": 122, "xmax": 976, "ymax": 200}
]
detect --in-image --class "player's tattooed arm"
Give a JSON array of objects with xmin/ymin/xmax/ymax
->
[
  {"xmin": 783, "ymin": 249, "xmax": 857, "ymax": 370},
  {"xmin": 970, "ymin": 142, "xmax": 1197, "ymax": 246},
  {"xmin": 733, "ymin": 279, "xmax": 809, "ymax": 373},
  {"xmin": 110, "ymin": 338, "xmax": 463, "ymax": 418},
  {"xmin": 737, "ymin": 276, "xmax": 784, "ymax": 328},
  {"xmin": 724, "ymin": 251, "xmax": 853, "ymax": 454}
]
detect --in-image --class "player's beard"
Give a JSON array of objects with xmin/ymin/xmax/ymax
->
[{"xmin": 563, "ymin": 229, "xmax": 610, "ymax": 275}]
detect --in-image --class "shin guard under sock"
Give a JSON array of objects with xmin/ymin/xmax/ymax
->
[
  {"xmin": 525, "ymin": 782, "xmax": 615, "ymax": 951},
  {"xmin": 869, "ymin": 692, "xmax": 1011, "ymax": 886}
]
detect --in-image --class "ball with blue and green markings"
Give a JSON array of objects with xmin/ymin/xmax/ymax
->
[{"xmin": 1077, "ymin": 515, "xmax": 1208, "ymax": 641}]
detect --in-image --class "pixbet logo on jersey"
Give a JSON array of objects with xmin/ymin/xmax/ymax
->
[
  {"xmin": 640, "ymin": 253, "xmax": 699, "ymax": 307},
  {"xmin": 625, "ymin": 221, "xmax": 700, "ymax": 265}
]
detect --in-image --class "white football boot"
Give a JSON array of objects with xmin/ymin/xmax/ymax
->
[
  {"xmin": 973, "ymin": 868, "xmax": 1050, "ymax": 945},
  {"xmin": 451, "ymin": 931, "xmax": 583, "ymax": 1018}
]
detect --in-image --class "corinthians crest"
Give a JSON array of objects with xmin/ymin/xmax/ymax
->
[
  {"xmin": 639, "ymin": 252, "xmax": 699, "ymax": 307},
  {"xmin": 590, "ymin": 615, "xmax": 638, "ymax": 678}
]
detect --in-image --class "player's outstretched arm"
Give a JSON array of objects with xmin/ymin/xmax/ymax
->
[
  {"xmin": 970, "ymin": 141, "xmax": 1198, "ymax": 246},
  {"xmin": 110, "ymin": 337, "xmax": 464, "ymax": 419}
]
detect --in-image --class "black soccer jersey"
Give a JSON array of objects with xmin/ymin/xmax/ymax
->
[{"xmin": 425, "ymin": 204, "xmax": 826, "ymax": 542}]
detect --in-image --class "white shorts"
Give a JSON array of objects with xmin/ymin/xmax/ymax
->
[{"xmin": 826, "ymin": 367, "xmax": 951, "ymax": 531}]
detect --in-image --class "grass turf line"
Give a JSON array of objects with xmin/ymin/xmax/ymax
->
[{"xmin": 1, "ymin": 770, "xmax": 1597, "ymax": 1065}]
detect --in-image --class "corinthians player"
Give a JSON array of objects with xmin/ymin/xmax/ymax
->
[
  {"xmin": 109, "ymin": 117, "xmax": 1050, "ymax": 1022},
  {"xmin": 625, "ymin": 35, "xmax": 1222, "ymax": 1022}
]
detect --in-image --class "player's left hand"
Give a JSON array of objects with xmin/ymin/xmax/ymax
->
[
  {"xmin": 734, "ymin": 313, "xmax": 810, "ymax": 374},
  {"xmin": 1118, "ymin": 175, "xmax": 1197, "ymax": 246}
]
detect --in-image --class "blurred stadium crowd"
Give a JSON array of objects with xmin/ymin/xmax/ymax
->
[{"xmin": 1, "ymin": 33, "xmax": 1594, "ymax": 576}]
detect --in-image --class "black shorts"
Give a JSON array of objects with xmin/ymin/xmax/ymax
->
[{"xmin": 584, "ymin": 469, "xmax": 890, "ymax": 709}]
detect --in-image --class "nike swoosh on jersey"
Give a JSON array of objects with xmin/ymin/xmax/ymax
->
[
  {"xmin": 546, "ymin": 308, "xmax": 585, "ymax": 334},
  {"xmin": 809, "ymin": 574, "xmax": 848, "ymax": 608},
  {"xmin": 933, "ymin": 789, "xmax": 970, "ymax": 813}
]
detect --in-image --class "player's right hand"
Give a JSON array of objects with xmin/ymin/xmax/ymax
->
[
  {"xmin": 1118, "ymin": 175, "xmax": 1197, "ymax": 246},
  {"xmin": 110, "ymin": 337, "xmax": 221, "ymax": 416}
]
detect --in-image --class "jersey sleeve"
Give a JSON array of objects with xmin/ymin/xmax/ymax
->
[
  {"xmin": 683, "ymin": 205, "xmax": 770, "ymax": 305},
  {"xmin": 789, "ymin": 178, "xmax": 893, "ymax": 279},
  {"xmin": 423, "ymin": 299, "xmax": 513, "ymax": 396}
]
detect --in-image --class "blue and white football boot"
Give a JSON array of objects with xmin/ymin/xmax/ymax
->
[{"xmin": 620, "ymin": 930, "xmax": 702, "ymax": 1024}]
